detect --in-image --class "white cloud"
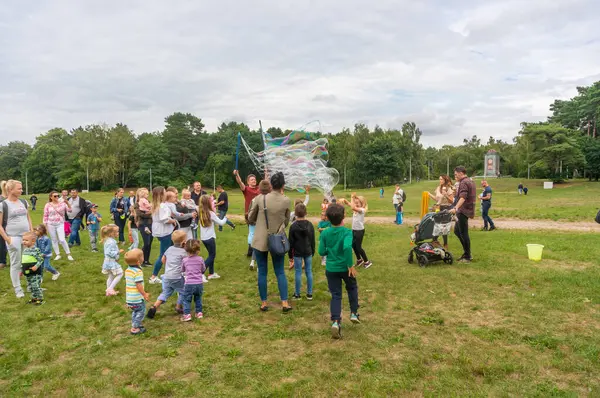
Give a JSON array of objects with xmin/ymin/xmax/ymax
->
[{"xmin": 0, "ymin": 0, "xmax": 599, "ymax": 148}]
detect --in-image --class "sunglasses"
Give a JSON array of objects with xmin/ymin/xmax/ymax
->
[{"xmin": 52, "ymin": 195, "xmax": 59, "ymax": 198}]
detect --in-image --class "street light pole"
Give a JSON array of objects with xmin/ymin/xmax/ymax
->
[{"xmin": 149, "ymin": 168, "xmax": 153, "ymax": 191}]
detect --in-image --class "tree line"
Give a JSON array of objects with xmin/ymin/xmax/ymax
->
[{"xmin": 1, "ymin": 81, "xmax": 599, "ymax": 192}]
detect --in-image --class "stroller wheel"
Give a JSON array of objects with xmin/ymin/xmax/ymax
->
[
  {"xmin": 418, "ymin": 256, "xmax": 428, "ymax": 267},
  {"xmin": 408, "ymin": 251, "xmax": 414, "ymax": 264},
  {"xmin": 444, "ymin": 252, "xmax": 454, "ymax": 265}
]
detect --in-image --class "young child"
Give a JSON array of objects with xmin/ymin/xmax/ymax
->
[
  {"xmin": 319, "ymin": 204, "xmax": 360, "ymax": 339},
  {"xmin": 181, "ymin": 189, "xmax": 199, "ymax": 231},
  {"xmin": 317, "ymin": 212, "xmax": 332, "ymax": 266},
  {"xmin": 137, "ymin": 188, "xmax": 152, "ymax": 213},
  {"xmin": 34, "ymin": 224, "xmax": 60, "ymax": 281},
  {"xmin": 21, "ymin": 232, "xmax": 45, "ymax": 305},
  {"xmin": 288, "ymin": 203, "xmax": 315, "ymax": 301},
  {"xmin": 181, "ymin": 239, "xmax": 207, "ymax": 322},
  {"xmin": 341, "ymin": 194, "xmax": 372, "ymax": 269},
  {"xmin": 147, "ymin": 230, "xmax": 188, "ymax": 319},
  {"xmin": 198, "ymin": 195, "xmax": 228, "ymax": 280},
  {"xmin": 321, "ymin": 198, "xmax": 329, "ymax": 212},
  {"xmin": 124, "ymin": 248, "xmax": 150, "ymax": 335},
  {"xmin": 289, "ymin": 187, "xmax": 310, "ymax": 223},
  {"xmin": 87, "ymin": 204, "xmax": 102, "ymax": 252},
  {"xmin": 165, "ymin": 191, "xmax": 185, "ymax": 220},
  {"xmin": 101, "ymin": 224, "xmax": 124, "ymax": 296},
  {"xmin": 128, "ymin": 207, "xmax": 139, "ymax": 251}
]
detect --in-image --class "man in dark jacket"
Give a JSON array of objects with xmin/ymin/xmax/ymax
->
[
  {"xmin": 449, "ymin": 166, "xmax": 476, "ymax": 263},
  {"xmin": 68, "ymin": 189, "xmax": 89, "ymax": 247},
  {"xmin": 288, "ymin": 203, "xmax": 315, "ymax": 300}
]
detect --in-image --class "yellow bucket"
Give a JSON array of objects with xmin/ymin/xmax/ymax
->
[{"xmin": 526, "ymin": 244, "xmax": 544, "ymax": 261}]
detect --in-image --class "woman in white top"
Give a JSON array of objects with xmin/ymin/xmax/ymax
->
[
  {"xmin": 150, "ymin": 186, "xmax": 177, "ymax": 284},
  {"xmin": 428, "ymin": 175, "xmax": 455, "ymax": 249},
  {"xmin": 0, "ymin": 180, "xmax": 33, "ymax": 298},
  {"xmin": 198, "ymin": 195, "xmax": 228, "ymax": 280}
]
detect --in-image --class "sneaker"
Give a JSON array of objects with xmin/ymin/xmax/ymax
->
[
  {"xmin": 363, "ymin": 261, "xmax": 373, "ymax": 269},
  {"xmin": 147, "ymin": 306, "xmax": 157, "ymax": 319},
  {"xmin": 331, "ymin": 321, "xmax": 341, "ymax": 339},
  {"xmin": 356, "ymin": 260, "xmax": 364, "ymax": 267},
  {"xmin": 105, "ymin": 288, "xmax": 116, "ymax": 296},
  {"xmin": 54, "ymin": 255, "xmax": 61, "ymax": 261},
  {"xmin": 292, "ymin": 294, "xmax": 301, "ymax": 300},
  {"xmin": 67, "ymin": 255, "xmax": 74, "ymax": 261},
  {"xmin": 458, "ymin": 257, "xmax": 472, "ymax": 264},
  {"xmin": 34, "ymin": 300, "xmax": 45, "ymax": 306},
  {"xmin": 149, "ymin": 276, "xmax": 162, "ymax": 284},
  {"xmin": 207, "ymin": 273, "xmax": 220, "ymax": 280},
  {"xmin": 91, "ymin": 249, "xmax": 99, "ymax": 253},
  {"xmin": 249, "ymin": 260, "xmax": 255, "ymax": 271},
  {"xmin": 230, "ymin": 225, "xmax": 236, "ymax": 231},
  {"xmin": 196, "ymin": 312, "xmax": 203, "ymax": 319},
  {"xmin": 350, "ymin": 313, "xmax": 361, "ymax": 324},
  {"xmin": 306, "ymin": 294, "xmax": 313, "ymax": 301},
  {"xmin": 489, "ymin": 226, "xmax": 496, "ymax": 231},
  {"xmin": 181, "ymin": 314, "xmax": 192, "ymax": 322},
  {"xmin": 52, "ymin": 272, "xmax": 61, "ymax": 281},
  {"xmin": 16, "ymin": 291, "xmax": 25, "ymax": 299},
  {"xmin": 202, "ymin": 274, "xmax": 208, "ymax": 283},
  {"xmin": 481, "ymin": 227, "xmax": 488, "ymax": 231}
]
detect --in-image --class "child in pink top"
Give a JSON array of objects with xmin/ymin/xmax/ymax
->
[{"xmin": 180, "ymin": 239, "xmax": 206, "ymax": 322}]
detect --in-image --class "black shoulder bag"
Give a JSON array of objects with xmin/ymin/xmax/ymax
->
[{"xmin": 263, "ymin": 195, "xmax": 290, "ymax": 256}]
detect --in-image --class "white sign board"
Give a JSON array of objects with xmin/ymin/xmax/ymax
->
[{"xmin": 543, "ymin": 182, "xmax": 553, "ymax": 189}]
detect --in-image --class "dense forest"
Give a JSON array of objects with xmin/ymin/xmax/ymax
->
[{"xmin": 1, "ymin": 81, "xmax": 599, "ymax": 193}]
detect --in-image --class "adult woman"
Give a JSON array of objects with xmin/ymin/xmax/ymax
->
[
  {"xmin": 0, "ymin": 180, "xmax": 33, "ymax": 298},
  {"xmin": 0, "ymin": 181, "xmax": 8, "ymax": 269},
  {"xmin": 43, "ymin": 190, "xmax": 75, "ymax": 261},
  {"xmin": 247, "ymin": 172, "xmax": 292, "ymax": 313},
  {"xmin": 109, "ymin": 188, "xmax": 130, "ymax": 245},
  {"xmin": 428, "ymin": 175, "xmax": 455, "ymax": 249},
  {"xmin": 149, "ymin": 186, "xmax": 176, "ymax": 284},
  {"xmin": 134, "ymin": 188, "xmax": 153, "ymax": 266}
]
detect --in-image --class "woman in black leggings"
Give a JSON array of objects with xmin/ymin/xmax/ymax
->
[{"xmin": 134, "ymin": 188, "xmax": 153, "ymax": 266}]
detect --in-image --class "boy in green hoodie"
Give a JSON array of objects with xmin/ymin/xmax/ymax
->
[{"xmin": 318, "ymin": 204, "xmax": 360, "ymax": 339}]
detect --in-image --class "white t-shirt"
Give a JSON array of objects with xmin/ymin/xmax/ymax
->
[
  {"xmin": 352, "ymin": 208, "xmax": 366, "ymax": 230},
  {"xmin": 199, "ymin": 211, "xmax": 228, "ymax": 241},
  {"xmin": 67, "ymin": 197, "xmax": 81, "ymax": 219},
  {"xmin": 392, "ymin": 190, "xmax": 404, "ymax": 205}
]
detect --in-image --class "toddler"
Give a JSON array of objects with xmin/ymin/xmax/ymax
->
[
  {"xmin": 288, "ymin": 203, "xmax": 315, "ymax": 300},
  {"xmin": 34, "ymin": 225, "xmax": 60, "ymax": 281},
  {"xmin": 125, "ymin": 249, "xmax": 150, "ymax": 335},
  {"xmin": 181, "ymin": 189, "xmax": 199, "ymax": 231},
  {"xmin": 87, "ymin": 204, "xmax": 102, "ymax": 252},
  {"xmin": 181, "ymin": 239, "xmax": 207, "ymax": 321},
  {"xmin": 101, "ymin": 224, "xmax": 124, "ymax": 296},
  {"xmin": 21, "ymin": 232, "xmax": 45, "ymax": 305}
]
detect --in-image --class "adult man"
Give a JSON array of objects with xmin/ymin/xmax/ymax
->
[
  {"xmin": 190, "ymin": 181, "xmax": 207, "ymax": 206},
  {"xmin": 67, "ymin": 189, "xmax": 88, "ymax": 247},
  {"xmin": 216, "ymin": 185, "xmax": 236, "ymax": 231},
  {"xmin": 518, "ymin": 183, "xmax": 523, "ymax": 195},
  {"xmin": 449, "ymin": 166, "xmax": 476, "ymax": 263},
  {"xmin": 480, "ymin": 180, "xmax": 496, "ymax": 232},
  {"xmin": 234, "ymin": 169, "xmax": 260, "ymax": 260},
  {"xmin": 30, "ymin": 194, "xmax": 38, "ymax": 211}
]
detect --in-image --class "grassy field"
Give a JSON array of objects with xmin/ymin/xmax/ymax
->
[{"xmin": 1, "ymin": 190, "xmax": 599, "ymax": 396}]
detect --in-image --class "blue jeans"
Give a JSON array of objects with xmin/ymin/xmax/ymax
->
[
  {"xmin": 157, "ymin": 277, "xmax": 184, "ymax": 304},
  {"xmin": 481, "ymin": 201, "xmax": 495, "ymax": 229},
  {"xmin": 153, "ymin": 234, "xmax": 173, "ymax": 276},
  {"xmin": 294, "ymin": 255, "xmax": 313, "ymax": 296},
  {"xmin": 326, "ymin": 270, "xmax": 359, "ymax": 322},
  {"xmin": 202, "ymin": 238, "xmax": 216, "ymax": 274},
  {"xmin": 254, "ymin": 249, "xmax": 288, "ymax": 301},
  {"xmin": 43, "ymin": 257, "xmax": 58, "ymax": 275},
  {"xmin": 217, "ymin": 209, "xmax": 235, "ymax": 231},
  {"xmin": 69, "ymin": 218, "xmax": 82, "ymax": 245},
  {"xmin": 182, "ymin": 284, "xmax": 203, "ymax": 315},
  {"xmin": 128, "ymin": 301, "xmax": 146, "ymax": 328}
]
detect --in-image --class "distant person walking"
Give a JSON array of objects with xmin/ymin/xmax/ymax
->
[
  {"xmin": 392, "ymin": 184, "xmax": 405, "ymax": 225},
  {"xmin": 215, "ymin": 185, "xmax": 235, "ymax": 232},
  {"xmin": 480, "ymin": 180, "xmax": 496, "ymax": 231},
  {"xmin": 518, "ymin": 183, "xmax": 524, "ymax": 195},
  {"xmin": 0, "ymin": 180, "xmax": 33, "ymax": 298},
  {"xmin": 449, "ymin": 166, "xmax": 476, "ymax": 263},
  {"xmin": 379, "ymin": 187, "xmax": 384, "ymax": 198},
  {"xmin": 43, "ymin": 191, "xmax": 74, "ymax": 261},
  {"xmin": 30, "ymin": 194, "xmax": 38, "ymax": 211},
  {"xmin": 110, "ymin": 188, "xmax": 130, "ymax": 245},
  {"xmin": 68, "ymin": 189, "xmax": 88, "ymax": 247}
]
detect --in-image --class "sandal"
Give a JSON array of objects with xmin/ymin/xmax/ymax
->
[
  {"xmin": 260, "ymin": 305, "xmax": 269, "ymax": 312},
  {"xmin": 130, "ymin": 328, "xmax": 144, "ymax": 335},
  {"xmin": 282, "ymin": 306, "xmax": 293, "ymax": 313}
]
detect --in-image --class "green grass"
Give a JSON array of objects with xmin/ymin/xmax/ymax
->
[{"xmin": 1, "ymin": 192, "xmax": 599, "ymax": 396}]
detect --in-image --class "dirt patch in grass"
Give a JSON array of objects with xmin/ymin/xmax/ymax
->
[{"xmin": 534, "ymin": 260, "xmax": 593, "ymax": 271}]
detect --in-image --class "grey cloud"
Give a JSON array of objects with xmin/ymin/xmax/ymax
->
[{"xmin": 312, "ymin": 94, "xmax": 337, "ymax": 103}]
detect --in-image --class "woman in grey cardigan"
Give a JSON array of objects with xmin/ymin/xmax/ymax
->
[{"xmin": 247, "ymin": 172, "xmax": 292, "ymax": 313}]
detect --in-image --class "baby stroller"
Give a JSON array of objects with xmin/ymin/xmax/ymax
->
[{"xmin": 408, "ymin": 210, "xmax": 454, "ymax": 267}]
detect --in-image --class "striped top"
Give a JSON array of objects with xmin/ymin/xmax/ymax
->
[{"xmin": 125, "ymin": 266, "xmax": 144, "ymax": 303}]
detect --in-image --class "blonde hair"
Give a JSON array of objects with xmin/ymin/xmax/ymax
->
[
  {"xmin": 181, "ymin": 188, "xmax": 191, "ymax": 199},
  {"xmin": 199, "ymin": 195, "xmax": 212, "ymax": 227},
  {"xmin": 166, "ymin": 191, "xmax": 177, "ymax": 201},
  {"xmin": 172, "ymin": 230, "xmax": 187, "ymax": 246},
  {"xmin": 100, "ymin": 224, "xmax": 119, "ymax": 242},
  {"xmin": 125, "ymin": 249, "xmax": 144, "ymax": 266},
  {"xmin": 22, "ymin": 231, "xmax": 36, "ymax": 241},
  {"xmin": 152, "ymin": 187, "xmax": 166, "ymax": 215},
  {"xmin": 1, "ymin": 180, "xmax": 21, "ymax": 197},
  {"xmin": 136, "ymin": 188, "xmax": 148, "ymax": 203},
  {"xmin": 354, "ymin": 195, "xmax": 368, "ymax": 211}
]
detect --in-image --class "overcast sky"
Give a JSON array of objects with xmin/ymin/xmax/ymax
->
[{"xmin": 1, "ymin": 0, "xmax": 599, "ymax": 148}]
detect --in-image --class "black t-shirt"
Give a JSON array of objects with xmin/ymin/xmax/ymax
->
[
  {"xmin": 191, "ymin": 190, "xmax": 207, "ymax": 206},
  {"xmin": 129, "ymin": 214, "xmax": 137, "ymax": 229},
  {"xmin": 30, "ymin": 195, "xmax": 38, "ymax": 203},
  {"xmin": 217, "ymin": 192, "xmax": 228, "ymax": 211}
]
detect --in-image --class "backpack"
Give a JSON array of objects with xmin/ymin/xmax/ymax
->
[
  {"xmin": 1, "ymin": 198, "xmax": 29, "ymax": 230},
  {"xmin": 402, "ymin": 190, "xmax": 407, "ymax": 202}
]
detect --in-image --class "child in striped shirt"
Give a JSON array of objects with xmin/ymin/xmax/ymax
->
[{"xmin": 125, "ymin": 249, "xmax": 150, "ymax": 335}]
